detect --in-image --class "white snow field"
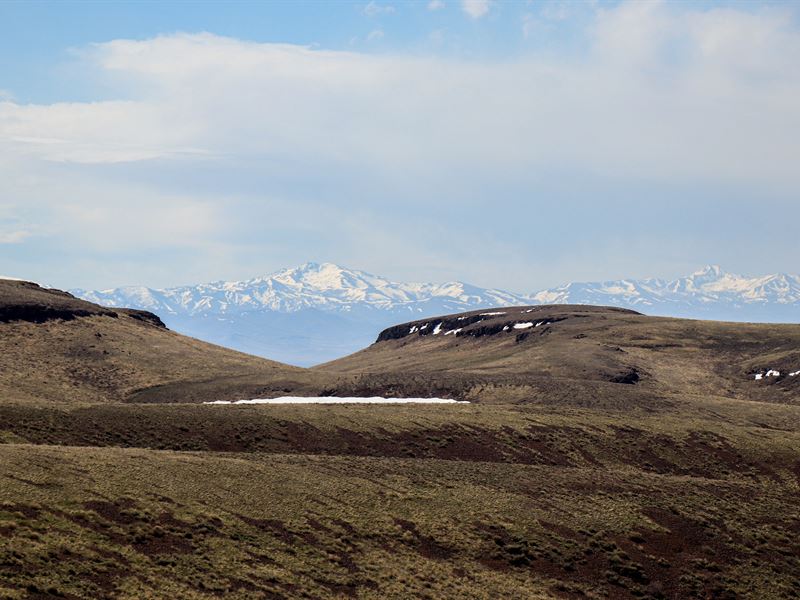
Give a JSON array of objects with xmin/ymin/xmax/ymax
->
[{"xmin": 204, "ymin": 396, "xmax": 469, "ymax": 405}]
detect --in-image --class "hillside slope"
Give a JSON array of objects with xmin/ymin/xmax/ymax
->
[
  {"xmin": 320, "ymin": 305, "xmax": 800, "ymax": 405},
  {"xmin": 0, "ymin": 279, "xmax": 324, "ymax": 405},
  {"xmin": 2, "ymin": 283, "xmax": 799, "ymax": 598}
]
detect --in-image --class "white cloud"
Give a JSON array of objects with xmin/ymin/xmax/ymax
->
[
  {"xmin": 363, "ymin": 1, "xmax": 395, "ymax": 17},
  {"xmin": 2, "ymin": 6, "xmax": 797, "ymax": 188},
  {"xmin": 0, "ymin": 230, "xmax": 30, "ymax": 244},
  {"xmin": 2, "ymin": 2, "xmax": 800, "ymax": 287},
  {"xmin": 427, "ymin": 0, "xmax": 445, "ymax": 11},
  {"xmin": 461, "ymin": 0, "xmax": 491, "ymax": 19},
  {"xmin": 366, "ymin": 29, "xmax": 385, "ymax": 42}
]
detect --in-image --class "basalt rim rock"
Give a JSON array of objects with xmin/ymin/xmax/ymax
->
[
  {"xmin": 0, "ymin": 279, "xmax": 165, "ymax": 326},
  {"xmin": 376, "ymin": 305, "xmax": 637, "ymax": 343}
]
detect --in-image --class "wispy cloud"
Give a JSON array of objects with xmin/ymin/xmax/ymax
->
[
  {"xmin": 0, "ymin": 230, "xmax": 31, "ymax": 244},
  {"xmin": 461, "ymin": 0, "xmax": 491, "ymax": 19},
  {"xmin": 363, "ymin": 1, "xmax": 395, "ymax": 17},
  {"xmin": 427, "ymin": 0, "xmax": 445, "ymax": 11}
]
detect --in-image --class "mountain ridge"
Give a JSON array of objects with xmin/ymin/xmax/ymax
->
[{"xmin": 72, "ymin": 263, "xmax": 800, "ymax": 366}]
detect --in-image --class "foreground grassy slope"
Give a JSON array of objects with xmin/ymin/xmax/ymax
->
[
  {"xmin": 1, "ymin": 399, "xmax": 799, "ymax": 598},
  {"xmin": 320, "ymin": 305, "xmax": 800, "ymax": 404},
  {"xmin": 2, "ymin": 284, "xmax": 800, "ymax": 598},
  {"xmin": 1, "ymin": 440, "xmax": 798, "ymax": 599},
  {"xmin": 0, "ymin": 280, "xmax": 325, "ymax": 405}
]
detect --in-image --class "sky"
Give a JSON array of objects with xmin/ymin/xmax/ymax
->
[{"xmin": 1, "ymin": 0, "xmax": 799, "ymax": 292}]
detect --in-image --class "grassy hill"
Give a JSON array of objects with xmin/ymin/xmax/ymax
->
[
  {"xmin": 1, "ymin": 287, "xmax": 799, "ymax": 598},
  {"xmin": 320, "ymin": 305, "xmax": 800, "ymax": 405},
  {"xmin": 0, "ymin": 279, "xmax": 325, "ymax": 405}
]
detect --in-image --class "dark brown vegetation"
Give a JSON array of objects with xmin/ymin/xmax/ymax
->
[{"xmin": 1, "ymin": 280, "xmax": 799, "ymax": 598}]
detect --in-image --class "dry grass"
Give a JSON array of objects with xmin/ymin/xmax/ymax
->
[
  {"xmin": 1, "ymin": 397, "xmax": 800, "ymax": 598},
  {"xmin": 319, "ymin": 305, "xmax": 800, "ymax": 405},
  {"xmin": 2, "ymin": 286, "xmax": 800, "ymax": 598},
  {"xmin": 1, "ymin": 431, "xmax": 798, "ymax": 599}
]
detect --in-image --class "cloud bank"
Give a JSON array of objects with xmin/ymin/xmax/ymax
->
[{"xmin": 1, "ymin": 2, "xmax": 798, "ymax": 288}]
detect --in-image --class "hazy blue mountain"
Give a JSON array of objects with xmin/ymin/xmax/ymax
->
[{"xmin": 73, "ymin": 263, "xmax": 800, "ymax": 366}]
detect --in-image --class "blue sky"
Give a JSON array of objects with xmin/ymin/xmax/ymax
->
[{"xmin": 1, "ymin": 0, "xmax": 799, "ymax": 291}]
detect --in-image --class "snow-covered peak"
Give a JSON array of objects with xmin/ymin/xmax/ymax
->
[
  {"xmin": 72, "ymin": 263, "xmax": 800, "ymax": 324},
  {"xmin": 264, "ymin": 262, "xmax": 391, "ymax": 292},
  {"xmin": 530, "ymin": 266, "xmax": 800, "ymax": 316},
  {"xmin": 691, "ymin": 264, "xmax": 724, "ymax": 279},
  {"xmin": 70, "ymin": 263, "xmax": 800, "ymax": 366},
  {"xmin": 73, "ymin": 262, "xmax": 529, "ymax": 316}
]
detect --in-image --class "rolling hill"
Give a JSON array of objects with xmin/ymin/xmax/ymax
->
[
  {"xmin": 2, "ymin": 278, "xmax": 800, "ymax": 598},
  {"xmin": 321, "ymin": 304, "xmax": 800, "ymax": 405},
  {"xmin": 0, "ymin": 278, "xmax": 324, "ymax": 405}
]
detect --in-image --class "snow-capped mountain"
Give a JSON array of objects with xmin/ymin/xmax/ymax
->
[
  {"xmin": 73, "ymin": 263, "xmax": 529, "ymax": 366},
  {"xmin": 73, "ymin": 263, "xmax": 800, "ymax": 366},
  {"xmin": 77, "ymin": 262, "xmax": 528, "ymax": 317},
  {"xmin": 531, "ymin": 265, "xmax": 800, "ymax": 320}
]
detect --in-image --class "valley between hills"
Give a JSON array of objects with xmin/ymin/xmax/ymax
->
[{"xmin": 1, "ymin": 279, "xmax": 799, "ymax": 599}]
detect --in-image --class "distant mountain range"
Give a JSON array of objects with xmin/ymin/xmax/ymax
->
[{"xmin": 73, "ymin": 263, "xmax": 800, "ymax": 366}]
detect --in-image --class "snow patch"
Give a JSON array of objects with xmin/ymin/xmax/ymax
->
[
  {"xmin": 444, "ymin": 328, "xmax": 462, "ymax": 336},
  {"xmin": 205, "ymin": 396, "xmax": 469, "ymax": 405},
  {"xmin": 480, "ymin": 311, "xmax": 506, "ymax": 316},
  {"xmin": 513, "ymin": 322, "xmax": 534, "ymax": 329},
  {"xmin": 432, "ymin": 322, "xmax": 443, "ymax": 335},
  {"xmin": 755, "ymin": 369, "xmax": 783, "ymax": 380}
]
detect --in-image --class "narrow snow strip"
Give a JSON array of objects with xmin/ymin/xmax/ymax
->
[
  {"xmin": 205, "ymin": 397, "xmax": 469, "ymax": 405},
  {"xmin": 432, "ymin": 322, "xmax": 443, "ymax": 335},
  {"xmin": 789, "ymin": 370, "xmax": 800, "ymax": 377},
  {"xmin": 513, "ymin": 322, "xmax": 534, "ymax": 329},
  {"xmin": 766, "ymin": 369, "xmax": 781, "ymax": 377},
  {"xmin": 409, "ymin": 325, "xmax": 418, "ymax": 334},
  {"xmin": 444, "ymin": 328, "xmax": 462, "ymax": 336},
  {"xmin": 480, "ymin": 311, "xmax": 506, "ymax": 316}
]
